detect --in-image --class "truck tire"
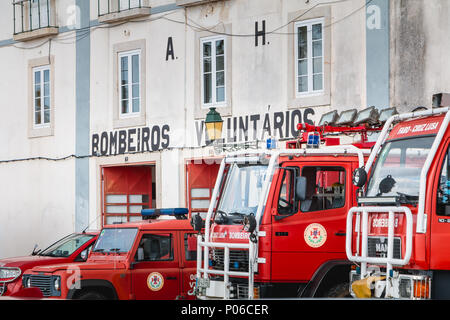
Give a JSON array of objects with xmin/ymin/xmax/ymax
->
[
  {"xmin": 326, "ymin": 282, "xmax": 351, "ymax": 298},
  {"xmin": 77, "ymin": 291, "xmax": 107, "ymax": 300}
]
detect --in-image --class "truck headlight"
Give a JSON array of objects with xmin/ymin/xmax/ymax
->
[
  {"xmin": 54, "ymin": 277, "xmax": 60, "ymax": 291},
  {"xmin": 0, "ymin": 267, "xmax": 21, "ymax": 283}
]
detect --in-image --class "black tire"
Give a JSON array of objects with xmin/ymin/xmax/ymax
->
[
  {"xmin": 77, "ymin": 291, "xmax": 107, "ymax": 300},
  {"xmin": 326, "ymin": 282, "xmax": 352, "ymax": 298}
]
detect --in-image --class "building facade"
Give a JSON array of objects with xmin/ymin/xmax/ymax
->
[{"xmin": 0, "ymin": 0, "xmax": 449, "ymax": 257}]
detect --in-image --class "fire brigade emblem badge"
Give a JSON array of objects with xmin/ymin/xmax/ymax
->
[
  {"xmin": 147, "ymin": 272, "xmax": 164, "ymax": 291},
  {"xmin": 304, "ymin": 223, "xmax": 327, "ymax": 248}
]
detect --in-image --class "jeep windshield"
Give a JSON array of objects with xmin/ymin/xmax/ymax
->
[
  {"xmin": 215, "ymin": 163, "xmax": 268, "ymax": 223},
  {"xmin": 39, "ymin": 233, "xmax": 95, "ymax": 257},
  {"xmin": 92, "ymin": 228, "xmax": 138, "ymax": 254},
  {"xmin": 366, "ymin": 136, "xmax": 435, "ymax": 202}
]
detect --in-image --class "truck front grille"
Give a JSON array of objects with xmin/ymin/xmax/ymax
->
[
  {"xmin": 211, "ymin": 249, "xmax": 249, "ymax": 272},
  {"xmin": 30, "ymin": 275, "xmax": 52, "ymax": 297}
]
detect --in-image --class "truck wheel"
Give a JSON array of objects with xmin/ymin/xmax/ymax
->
[
  {"xmin": 77, "ymin": 291, "xmax": 107, "ymax": 300},
  {"xmin": 326, "ymin": 283, "xmax": 351, "ymax": 298}
]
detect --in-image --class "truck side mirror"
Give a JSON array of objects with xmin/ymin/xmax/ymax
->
[
  {"xmin": 80, "ymin": 249, "xmax": 88, "ymax": 261},
  {"xmin": 295, "ymin": 176, "xmax": 307, "ymax": 201}
]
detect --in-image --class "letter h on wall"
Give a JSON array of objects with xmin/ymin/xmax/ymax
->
[{"xmin": 255, "ymin": 20, "xmax": 266, "ymax": 46}]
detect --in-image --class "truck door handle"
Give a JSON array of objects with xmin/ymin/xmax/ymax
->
[
  {"xmin": 167, "ymin": 276, "xmax": 177, "ymax": 280},
  {"xmin": 335, "ymin": 231, "xmax": 346, "ymax": 236}
]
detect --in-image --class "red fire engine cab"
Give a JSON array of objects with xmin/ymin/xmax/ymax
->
[
  {"xmin": 192, "ymin": 107, "xmax": 396, "ymax": 299},
  {"xmin": 21, "ymin": 209, "xmax": 199, "ymax": 300},
  {"xmin": 346, "ymin": 93, "xmax": 450, "ymax": 299}
]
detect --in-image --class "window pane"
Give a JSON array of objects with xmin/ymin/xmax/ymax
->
[
  {"xmin": 44, "ymin": 83, "xmax": 50, "ymax": 96},
  {"xmin": 203, "ymin": 73, "xmax": 212, "ymax": 104},
  {"xmin": 132, "ymin": 54, "xmax": 139, "ymax": 83},
  {"xmin": 184, "ymin": 234, "xmax": 197, "ymax": 261},
  {"xmin": 136, "ymin": 234, "xmax": 173, "ymax": 261},
  {"xmin": 203, "ymin": 57, "xmax": 211, "ymax": 73},
  {"xmin": 298, "ymin": 76, "xmax": 308, "ymax": 92},
  {"xmin": 297, "ymin": 26, "xmax": 308, "ymax": 59},
  {"xmin": 121, "ymin": 85, "xmax": 129, "ymax": 100},
  {"xmin": 203, "ymin": 42, "xmax": 211, "ymax": 57},
  {"xmin": 35, "ymin": 84, "xmax": 41, "ymax": 98},
  {"xmin": 35, "ymin": 111, "xmax": 41, "ymax": 125},
  {"xmin": 216, "ymin": 71, "xmax": 224, "ymax": 86},
  {"xmin": 191, "ymin": 188, "xmax": 210, "ymax": 198},
  {"xmin": 129, "ymin": 205, "xmax": 143, "ymax": 214},
  {"xmin": 106, "ymin": 205, "xmax": 127, "ymax": 214},
  {"xmin": 298, "ymin": 59, "xmax": 308, "ymax": 76},
  {"xmin": 120, "ymin": 57, "xmax": 128, "ymax": 84},
  {"xmin": 132, "ymin": 98, "xmax": 140, "ymax": 113},
  {"xmin": 106, "ymin": 194, "xmax": 127, "ymax": 203},
  {"xmin": 121, "ymin": 99, "xmax": 129, "ymax": 114},
  {"xmin": 106, "ymin": 216, "xmax": 127, "ymax": 225},
  {"xmin": 44, "ymin": 110, "xmax": 50, "ymax": 123},
  {"xmin": 44, "ymin": 97, "xmax": 50, "ymax": 110},
  {"xmin": 34, "ymin": 71, "xmax": 40, "ymax": 84},
  {"xmin": 216, "ymin": 56, "xmax": 224, "ymax": 72},
  {"xmin": 312, "ymin": 23, "xmax": 322, "ymax": 41},
  {"xmin": 191, "ymin": 199, "xmax": 210, "ymax": 209},
  {"xmin": 313, "ymin": 40, "xmax": 322, "ymax": 57},
  {"xmin": 44, "ymin": 69, "xmax": 50, "ymax": 82},
  {"xmin": 215, "ymin": 40, "xmax": 224, "ymax": 55},
  {"xmin": 313, "ymin": 74, "xmax": 323, "ymax": 91},
  {"xmin": 132, "ymin": 84, "xmax": 139, "ymax": 98},
  {"xmin": 35, "ymin": 98, "xmax": 41, "ymax": 110},
  {"xmin": 313, "ymin": 57, "xmax": 322, "ymax": 73},
  {"xmin": 216, "ymin": 87, "xmax": 225, "ymax": 102}
]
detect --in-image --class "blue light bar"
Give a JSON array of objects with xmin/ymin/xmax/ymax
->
[{"xmin": 141, "ymin": 208, "xmax": 189, "ymax": 217}]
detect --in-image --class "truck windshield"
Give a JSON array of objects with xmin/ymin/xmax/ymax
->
[
  {"xmin": 366, "ymin": 136, "xmax": 435, "ymax": 200},
  {"xmin": 216, "ymin": 164, "xmax": 268, "ymax": 221},
  {"xmin": 39, "ymin": 233, "xmax": 95, "ymax": 257},
  {"xmin": 93, "ymin": 228, "xmax": 138, "ymax": 254}
]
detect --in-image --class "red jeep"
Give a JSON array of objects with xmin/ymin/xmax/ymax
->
[
  {"xmin": 22, "ymin": 209, "xmax": 199, "ymax": 300},
  {"xmin": 0, "ymin": 231, "xmax": 98, "ymax": 297}
]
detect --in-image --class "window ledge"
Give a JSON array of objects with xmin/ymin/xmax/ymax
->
[
  {"xmin": 98, "ymin": 7, "xmax": 151, "ymax": 24},
  {"xmin": 176, "ymin": 0, "xmax": 227, "ymax": 7},
  {"xmin": 14, "ymin": 27, "xmax": 59, "ymax": 42}
]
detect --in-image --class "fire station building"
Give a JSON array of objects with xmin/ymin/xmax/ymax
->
[{"xmin": 0, "ymin": 0, "xmax": 449, "ymax": 257}]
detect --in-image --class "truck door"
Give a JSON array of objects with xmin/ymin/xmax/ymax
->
[
  {"xmin": 179, "ymin": 232, "xmax": 198, "ymax": 300},
  {"xmin": 130, "ymin": 231, "xmax": 180, "ymax": 300},
  {"xmin": 271, "ymin": 162, "xmax": 351, "ymax": 282},
  {"xmin": 430, "ymin": 141, "xmax": 450, "ymax": 270}
]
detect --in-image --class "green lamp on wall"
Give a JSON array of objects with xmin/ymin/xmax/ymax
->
[{"xmin": 205, "ymin": 107, "xmax": 223, "ymax": 142}]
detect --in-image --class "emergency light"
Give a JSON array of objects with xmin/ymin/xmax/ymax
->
[
  {"xmin": 354, "ymin": 106, "xmax": 379, "ymax": 125},
  {"xmin": 306, "ymin": 132, "xmax": 320, "ymax": 148},
  {"xmin": 318, "ymin": 110, "xmax": 339, "ymax": 126},
  {"xmin": 335, "ymin": 109, "xmax": 357, "ymax": 126},
  {"xmin": 141, "ymin": 208, "xmax": 188, "ymax": 219}
]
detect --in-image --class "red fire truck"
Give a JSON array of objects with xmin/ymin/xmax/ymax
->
[
  {"xmin": 346, "ymin": 93, "xmax": 450, "ymax": 299},
  {"xmin": 21, "ymin": 209, "xmax": 199, "ymax": 300},
  {"xmin": 192, "ymin": 107, "xmax": 397, "ymax": 299}
]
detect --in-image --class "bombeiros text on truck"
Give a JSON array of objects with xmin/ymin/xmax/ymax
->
[
  {"xmin": 191, "ymin": 105, "xmax": 399, "ymax": 299},
  {"xmin": 346, "ymin": 93, "xmax": 450, "ymax": 299}
]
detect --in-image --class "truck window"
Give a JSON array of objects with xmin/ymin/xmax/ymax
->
[
  {"xmin": 135, "ymin": 233, "xmax": 174, "ymax": 261},
  {"xmin": 277, "ymin": 167, "xmax": 299, "ymax": 215},
  {"xmin": 300, "ymin": 166, "xmax": 345, "ymax": 212},
  {"xmin": 184, "ymin": 234, "xmax": 198, "ymax": 261},
  {"xmin": 437, "ymin": 148, "xmax": 450, "ymax": 216}
]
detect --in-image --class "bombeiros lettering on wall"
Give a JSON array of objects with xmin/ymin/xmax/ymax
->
[{"xmin": 91, "ymin": 125, "xmax": 170, "ymax": 156}]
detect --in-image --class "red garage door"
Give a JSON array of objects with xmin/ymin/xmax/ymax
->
[
  {"xmin": 186, "ymin": 160, "xmax": 220, "ymax": 218},
  {"xmin": 102, "ymin": 166, "xmax": 153, "ymax": 225}
]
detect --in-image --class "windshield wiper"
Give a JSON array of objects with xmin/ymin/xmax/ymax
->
[
  {"xmin": 92, "ymin": 248, "xmax": 106, "ymax": 254},
  {"xmin": 108, "ymin": 248, "xmax": 124, "ymax": 253}
]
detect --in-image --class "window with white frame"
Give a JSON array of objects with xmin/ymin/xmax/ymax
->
[
  {"xmin": 119, "ymin": 50, "xmax": 141, "ymax": 117},
  {"xmin": 201, "ymin": 36, "xmax": 226, "ymax": 107},
  {"xmin": 33, "ymin": 65, "xmax": 51, "ymax": 127},
  {"xmin": 295, "ymin": 18, "xmax": 324, "ymax": 96}
]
